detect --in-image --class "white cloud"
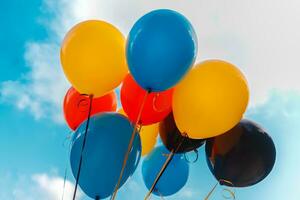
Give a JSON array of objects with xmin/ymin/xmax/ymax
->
[
  {"xmin": 178, "ymin": 187, "xmax": 198, "ymax": 199},
  {"xmin": 68, "ymin": 0, "xmax": 300, "ymax": 105},
  {"xmin": 31, "ymin": 173, "xmax": 81, "ymax": 200},
  {"xmin": 4, "ymin": 173, "xmax": 81, "ymax": 200},
  {"xmin": 1, "ymin": 0, "xmax": 300, "ymax": 122},
  {"xmin": 0, "ymin": 42, "xmax": 69, "ymax": 123}
]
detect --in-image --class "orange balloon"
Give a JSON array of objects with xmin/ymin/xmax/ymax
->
[
  {"xmin": 120, "ymin": 74, "xmax": 173, "ymax": 125},
  {"xmin": 63, "ymin": 87, "xmax": 117, "ymax": 130}
]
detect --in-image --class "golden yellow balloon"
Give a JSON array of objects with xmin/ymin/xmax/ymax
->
[
  {"xmin": 118, "ymin": 108, "xmax": 158, "ymax": 156},
  {"xmin": 139, "ymin": 123, "xmax": 159, "ymax": 156},
  {"xmin": 60, "ymin": 20, "xmax": 128, "ymax": 97},
  {"xmin": 173, "ymin": 60, "xmax": 249, "ymax": 139},
  {"xmin": 118, "ymin": 108, "xmax": 126, "ymax": 116}
]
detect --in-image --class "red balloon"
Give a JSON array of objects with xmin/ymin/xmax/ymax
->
[
  {"xmin": 121, "ymin": 74, "xmax": 173, "ymax": 125},
  {"xmin": 63, "ymin": 87, "xmax": 117, "ymax": 130}
]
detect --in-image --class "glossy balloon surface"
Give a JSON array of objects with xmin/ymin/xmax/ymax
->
[
  {"xmin": 127, "ymin": 9, "xmax": 197, "ymax": 91},
  {"xmin": 142, "ymin": 146, "xmax": 189, "ymax": 196},
  {"xmin": 70, "ymin": 113, "xmax": 141, "ymax": 198},
  {"xmin": 159, "ymin": 112, "xmax": 204, "ymax": 153},
  {"xmin": 61, "ymin": 20, "xmax": 127, "ymax": 97},
  {"xmin": 173, "ymin": 60, "xmax": 249, "ymax": 139},
  {"xmin": 205, "ymin": 119, "xmax": 276, "ymax": 187},
  {"xmin": 121, "ymin": 74, "xmax": 173, "ymax": 125},
  {"xmin": 63, "ymin": 87, "xmax": 117, "ymax": 130}
]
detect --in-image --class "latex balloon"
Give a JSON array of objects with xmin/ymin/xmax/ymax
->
[
  {"xmin": 205, "ymin": 119, "xmax": 276, "ymax": 187},
  {"xmin": 61, "ymin": 20, "xmax": 127, "ymax": 97},
  {"xmin": 121, "ymin": 74, "xmax": 173, "ymax": 125},
  {"xmin": 142, "ymin": 146, "xmax": 189, "ymax": 196},
  {"xmin": 140, "ymin": 123, "xmax": 159, "ymax": 156},
  {"xmin": 159, "ymin": 112, "xmax": 205, "ymax": 153},
  {"xmin": 118, "ymin": 108, "xmax": 126, "ymax": 116},
  {"xmin": 118, "ymin": 107, "xmax": 158, "ymax": 156},
  {"xmin": 127, "ymin": 9, "xmax": 197, "ymax": 91},
  {"xmin": 173, "ymin": 60, "xmax": 249, "ymax": 139},
  {"xmin": 63, "ymin": 87, "xmax": 117, "ymax": 130},
  {"xmin": 70, "ymin": 113, "xmax": 141, "ymax": 198}
]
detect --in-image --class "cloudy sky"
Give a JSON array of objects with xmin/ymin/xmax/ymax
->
[{"xmin": 0, "ymin": 0, "xmax": 300, "ymax": 199}]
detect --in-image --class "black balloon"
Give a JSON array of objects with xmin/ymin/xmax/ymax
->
[
  {"xmin": 205, "ymin": 119, "xmax": 276, "ymax": 187},
  {"xmin": 159, "ymin": 112, "xmax": 205, "ymax": 153}
]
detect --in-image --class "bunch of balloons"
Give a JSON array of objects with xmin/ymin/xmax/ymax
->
[{"xmin": 60, "ymin": 9, "xmax": 276, "ymax": 200}]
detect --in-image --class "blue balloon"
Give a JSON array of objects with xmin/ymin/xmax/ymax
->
[
  {"xmin": 126, "ymin": 9, "xmax": 197, "ymax": 92},
  {"xmin": 142, "ymin": 146, "xmax": 189, "ymax": 196},
  {"xmin": 70, "ymin": 113, "xmax": 141, "ymax": 199}
]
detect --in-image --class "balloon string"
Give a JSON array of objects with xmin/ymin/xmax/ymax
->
[
  {"xmin": 137, "ymin": 125, "xmax": 143, "ymax": 134},
  {"xmin": 62, "ymin": 131, "xmax": 72, "ymax": 148},
  {"xmin": 219, "ymin": 179, "xmax": 235, "ymax": 200},
  {"xmin": 204, "ymin": 183, "xmax": 218, "ymax": 200},
  {"xmin": 144, "ymin": 150, "xmax": 174, "ymax": 200},
  {"xmin": 61, "ymin": 127, "xmax": 72, "ymax": 199},
  {"xmin": 152, "ymin": 93, "xmax": 164, "ymax": 112},
  {"xmin": 95, "ymin": 196, "xmax": 100, "ymax": 200},
  {"xmin": 72, "ymin": 94, "xmax": 93, "ymax": 200},
  {"xmin": 184, "ymin": 149, "xmax": 199, "ymax": 164},
  {"xmin": 62, "ymin": 132, "xmax": 73, "ymax": 200},
  {"xmin": 61, "ymin": 166, "xmax": 68, "ymax": 200},
  {"xmin": 222, "ymin": 188, "xmax": 236, "ymax": 200},
  {"xmin": 111, "ymin": 90, "xmax": 150, "ymax": 200},
  {"xmin": 203, "ymin": 180, "xmax": 236, "ymax": 200},
  {"xmin": 144, "ymin": 135, "xmax": 187, "ymax": 200}
]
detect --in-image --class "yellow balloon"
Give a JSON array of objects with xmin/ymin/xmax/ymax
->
[
  {"xmin": 139, "ymin": 123, "xmax": 159, "ymax": 156},
  {"xmin": 60, "ymin": 20, "xmax": 128, "ymax": 97},
  {"xmin": 118, "ymin": 108, "xmax": 158, "ymax": 156},
  {"xmin": 173, "ymin": 60, "xmax": 249, "ymax": 139},
  {"xmin": 118, "ymin": 108, "xmax": 126, "ymax": 116}
]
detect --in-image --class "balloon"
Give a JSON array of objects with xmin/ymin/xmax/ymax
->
[
  {"xmin": 159, "ymin": 112, "xmax": 205, "ymax": 153},
  {"xmin": 205, "ymin": 119, "xmax": 276, "ymax": 187},
  {"xmin": 142, "ymin": 146, "xmax": 189, "ymax": 196},
  {"xmin": 118, "ymin": 108, "xmax": 158, "ymax": 156},
  {"xmin": 126, "ymin": 9, "xmax": 197, "ymax": 91},
  {"xmin": 121, "ymin": 74, "xmax": 173, "ymax": 125},
  {"xmin": 61, "ymin": 20, "xmax": 127, "ymax": 97},
  {"xmin": 173, "ymin": 60, "xmax": 249, "ymax": 139},
  {"xmin": 118, "ymin": 108, "xmax": 126, "ymax": 116},
  {"xmin": 140, "ymin": 123, "xmax": 159, "ymax": 156},
  {"xmin": 63, "ymin": 87, "xmax": 117, "ymax": 130},
  {"xmin": 70, "ymin": 113, "xmax": 141, "ymax": 198}
]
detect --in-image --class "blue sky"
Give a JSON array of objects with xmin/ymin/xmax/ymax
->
[{"xmin": 0, "ymin": 0, "xmax": 300, "ymax": 199}]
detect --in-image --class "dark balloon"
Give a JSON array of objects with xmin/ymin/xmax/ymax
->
[
  {"xmin": 205, "ymin": 119, "xmax": 276, "ymax": 187},
  {"xmin": 159, "ymin": 112, "xmax": 205, "ymax": 153}
]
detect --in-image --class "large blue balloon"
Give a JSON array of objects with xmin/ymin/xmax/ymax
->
[
  {"xmin": 127, "ymin": 9, "xmax": 197, "ymax": 92},
  {"xmin": 70, "ymin": 113, "xmax": 141, "ymax": 199},
  {"xmin": 142, "ymin": 146, "xmax": 189, "ymax": 196}
]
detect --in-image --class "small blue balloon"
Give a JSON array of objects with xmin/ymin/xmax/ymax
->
[
  {"xmin": 142, "ymin": 146, "xmax": 189, "ymax": 196},
  {"xmin": 70, "ymin": 113, "xmax": 141, "ymax": 199},
  {"xmin": 127, "ymin": 9, "xmax": 197, "ymax": 92}
]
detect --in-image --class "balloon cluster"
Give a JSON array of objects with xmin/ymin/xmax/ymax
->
[{"xmin": 60, "ymin": 9, "xmax": 276, "ymax": 200}]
